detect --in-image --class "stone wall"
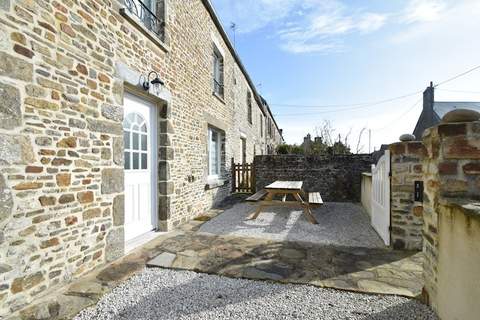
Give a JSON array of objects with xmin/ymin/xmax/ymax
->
[
  {"xmin": 389, "ymin": 141, "xmax": 425, "ymax": 250},
  {"xmin": 0, "ymin": 0, "xmax": 282, "ymax": 316},
  {"xmin": 254, "ymin": 154, "xmax": 373, "ymax": 202},
  {"xmin": 422, "ymin": 119, "xmax": 480, "ymax": 317}
]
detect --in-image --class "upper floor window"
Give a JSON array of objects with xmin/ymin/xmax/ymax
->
[
  {"xmin": 123, "ymin": 0, "xmax": 166, "ymax": 42},
  {"xmin": 247, "ymin": 91, "xmax": 252, "ymax": 124},
  {"xmin": 260, "ymin": 114, "xmax": 263, "ymax": 137},
  {"xmin": 268, "ymin": 117, "xmax": 272, "ymax": 137},
  {"xmin": 213, "ymin": 45, "xmax": 224, "ymax": 98}
]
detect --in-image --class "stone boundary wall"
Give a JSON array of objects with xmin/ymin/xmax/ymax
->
[
  {"xmin": 389, "ymin": 141, "xmax": 426, "ymax": 250},
  {"xmin": 422, "ymin": 119, "xmax": 480, "ymax": 318},
  {"xmin": 254, "ymin": 154, "xmax": 373, "ymax": 202}
]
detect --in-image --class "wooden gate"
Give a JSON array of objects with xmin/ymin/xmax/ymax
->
[
  {"xmin": 231, "ymin": 158, "xmax": 255, "ymax": 194},
  {"xmin": 371, "ymin": 150, "xmax": 391, "ymax": 245}
]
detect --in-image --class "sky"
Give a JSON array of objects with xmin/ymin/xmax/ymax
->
[{"xmin": 210, "ymin": 0, "xmax": 480, "ymax": 152}]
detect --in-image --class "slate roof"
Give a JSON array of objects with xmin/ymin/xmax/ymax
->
[{"xmin": 433, "ymin": 101, "xmax": 480, "ymax": 119}]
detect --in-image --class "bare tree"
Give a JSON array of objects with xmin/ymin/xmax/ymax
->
[
  {"xmin": 314, "ymin": 120, "xmax": 335, "ymax": 146},
  {"xmin": 356, "ymin": 127, "xmax": 367, "ymax": 154},
  {"xmin": 344, "ymin": 127, "xmax": 352, "ymax": 146}
]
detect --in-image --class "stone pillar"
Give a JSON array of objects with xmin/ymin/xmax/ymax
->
[
  {"xmin": 389, "ymin": 140, "xmax": 425, "ymax": 250},
  {"xmin": 422, "ymin": 116, "xmax": 480, "ymax": 313},
  {"xmin": 158, "ymin": 103, "xmax": 174, "ymax": 231}
]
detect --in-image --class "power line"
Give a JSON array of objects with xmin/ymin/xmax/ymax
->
[
  {"xmin": 273, "ymin": 92, "xmax": 422, "ymax": 117},
  {"xmin": 270, "ymin": 64, "xmax": 480, "ymax": 110},
  {"xmin": 270, "ymin": 90, "xmax": 422, "ymax": 109},
  {"xmin": 272, "ymin": 63, "xmax": 480, "ymax": 119},
  {"xmin": 434, "ymin": 64, "xmax": 480, "ymax": 88},
  {"xmin": 436, "ymin": 88, "xmax": 480, "ymax": 94},
  {"xmin": 372, "ymin": 97, "xmax": 423, "ymax": 132}
]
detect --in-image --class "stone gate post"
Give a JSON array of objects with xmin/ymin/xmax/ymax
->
[{"xmin": 422, "ymin": 112, "xmax": 480, "ymax": 320}]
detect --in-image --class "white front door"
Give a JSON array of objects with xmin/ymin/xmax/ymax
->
[{"xmin": 123, "ymin": 93, "xmax": 157, "ymax": 242}]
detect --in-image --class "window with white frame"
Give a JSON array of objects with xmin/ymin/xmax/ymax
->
[
  {"xmin": 123, "ymin": 112, "xmax": 148, "ymax": 170},
  {"xmin": 213, "ymin": 45, "xmax": 224, "ymax": 97},
  {"xmin": 208, "ymin": 127, "xmax": 222, "ymax": 177}
]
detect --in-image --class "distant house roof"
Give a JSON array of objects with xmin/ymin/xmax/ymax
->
[{"xmin": 433, "ymin": 101, "xmax": 480, "ymax": 119}]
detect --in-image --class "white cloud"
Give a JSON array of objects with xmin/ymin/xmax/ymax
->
[
  {"xmin": 402, "ymin": 0, "xmax": 447, "ymax": 24},
  {"xmin": 281, "ymin": 41, "xmax": 343, "ymax": 54},
  {"xmin": 392, "ymin": 0, "xmax": 480, "ymax": 43},
  {"xmin": 277, "ymin": 2, "xmax": 387, "ymax": 53},
  {"xmin": 212, "ymin": 0, "xmax": 298, "ymax": 33},
  {"xmin": 213, "ymin": 0, "xmax": 388, "ymax": 53},
  {"xmin": 357, "ymin": 13, "xmax": 388, "ymax": 33}
]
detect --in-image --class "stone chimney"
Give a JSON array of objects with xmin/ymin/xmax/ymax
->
[
  {"xmin": 423, "ymin": 81, "xmax": 435, "ymax": 127},
  {"xmin": 303, "ymin": 134, "xmax": 312, "ymax": 153},
  {"xmin": 413, "ymin": 82, "xmax": 436, "ymax": 140},
  {"xmin": 303, "ymin": 133, "xmax": 312, "ymax": 144}
]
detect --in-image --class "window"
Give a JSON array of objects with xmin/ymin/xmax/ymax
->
[
  {"xmin": 123, "ymin": 0, "xmax": 166, "ymax": 42},
  {"xmin": 123, "ymin": 112, "xmax": 148, "ymax": 170},
  {"xmin": 247, "ymin": 91, "xmax": 252, "ymax": 124},
  {"xmin": 213, "ymin": 45, "xmax": 224, "ymax": 98},
  {"xmin": 208, "ymin": 127, "xmax": 222, "ymax": 177},
  {"xmin": 260, "ymin": 114, "xmax": 263, "ymax": 137},
  {"xmin": 241, "ymin": 138, "xmax": 247, "ymax": 164},
  {"xmin": 268, "ymin": 117, "xmax": 272, "ymax": 137}
]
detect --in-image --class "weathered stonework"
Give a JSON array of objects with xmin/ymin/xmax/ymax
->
[
  {"xmin": 0, "ymin": 173, "xmax": 13, "ymax": 223},
  {"xmin": 255, "ymin": 154, "xmax": 372, "ymax": 202},
  {"xmin": 0, "ymin": 134, "xmax": 35, "ymax": 165},
  {"xmin": 0, "ymin": 0, "xmax": 282, "ymax": 316},
  {"xmin": 389, "ymin": 141, "xmax": 426, "ymax": 250},
  {"xmin": 0, "ymin": 81, "xmax": 22, "ymax": 129},
  {"xmin": 101, "ymin": 168, "xmax": 124, "ymax": 194},
  {"xmin": 422, "ymin": 120, "xmax": 480, "ymax": 314}
]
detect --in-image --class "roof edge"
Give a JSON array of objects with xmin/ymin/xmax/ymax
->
[{"xmin": 201, "ymin": 0, "xmax": 282, "ymax": 134}]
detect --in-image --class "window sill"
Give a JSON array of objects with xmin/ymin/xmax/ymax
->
[
  {"xmin": 120, "ymin": 8, "xmax": 170, "ymax": 53},
  {"xmin": 205, "ymin": 178, "xmax": 226, "ymax": 190},
  {"xmin": 213, "ymin": 91, "xmax": 225, "ymax": 104}
]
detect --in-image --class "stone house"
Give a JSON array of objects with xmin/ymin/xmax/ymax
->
[{"xmin": 0, "ymin": 0, "xmax": 283, "ymax": 314}]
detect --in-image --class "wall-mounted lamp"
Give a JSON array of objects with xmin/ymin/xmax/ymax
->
[{"xmin": 142, "ymin": 71, "xmax": 164, "ymax": 91}]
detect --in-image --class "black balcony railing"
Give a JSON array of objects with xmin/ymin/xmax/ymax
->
[{"xmin": 124, "ymin": 0, "xmax": 165, "ymax": 42}]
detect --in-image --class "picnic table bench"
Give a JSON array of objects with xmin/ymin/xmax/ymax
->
[{"xmin": 246, "ymin": 180, "xmax": 322, "ymax": 224}]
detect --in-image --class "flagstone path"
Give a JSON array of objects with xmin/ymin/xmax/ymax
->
[{"xmin": 147, "ymin": 230, "xmax": 424, "ymax": 297}]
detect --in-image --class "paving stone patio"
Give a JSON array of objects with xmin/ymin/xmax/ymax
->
[
  {"xmin": 147, "ymin": 231, "xmax": 424, "ymax": 297},
  {"xmin": 9, "ymin": 201, "xmax": 425, "ymax": 319}
]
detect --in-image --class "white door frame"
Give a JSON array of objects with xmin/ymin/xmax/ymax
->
[
  {"xmin": 123, "ymin": 91, "xmax": 158, "ymax": 245},
  {"xmin": 371, "ymin": 150, "xmax": 391, "ymax": 245}
]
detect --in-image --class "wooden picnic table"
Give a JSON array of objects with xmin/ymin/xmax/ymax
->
[{"xmin": 247, "ymin": 180, "xmax": 319, "ymax": 224}]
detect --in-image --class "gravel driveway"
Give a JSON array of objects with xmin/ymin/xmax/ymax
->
[
  {"xmin": 74, "ymin": 268, "xmax": 436, "ymax": 320},
  {"xmin": 199, "ymin": 202, "xmax": 384, "ymax": 248}
]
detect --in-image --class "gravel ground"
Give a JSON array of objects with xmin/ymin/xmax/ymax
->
[
  {"xmin": 74, "ymin": 268, "xmax": 437, "ymax": 320},
  {"xmin": 199, "ymin": 202, "xmax": 384, "ymax": 248}
]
